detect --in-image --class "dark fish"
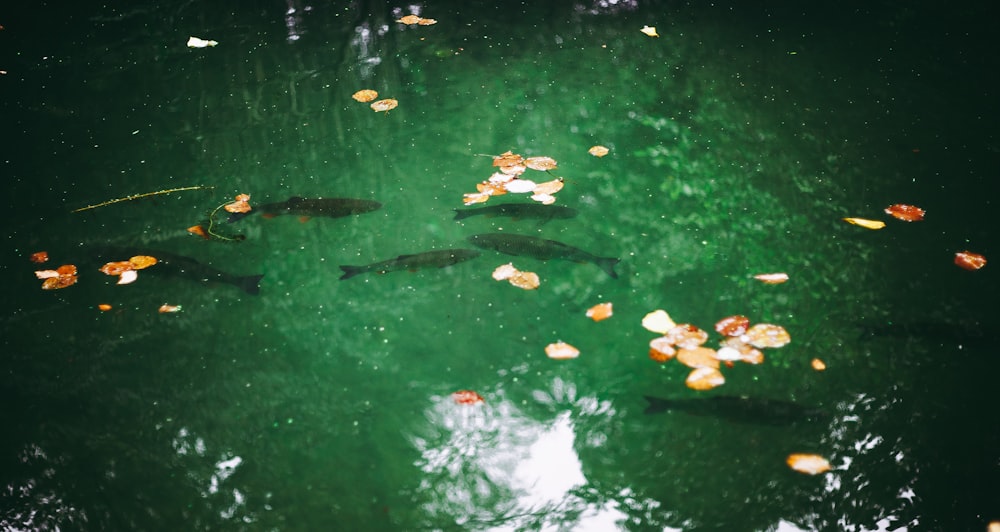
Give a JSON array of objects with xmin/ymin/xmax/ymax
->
[
  {"xmin": 339, "ymin": 248, "xmax": 480, "ymax": 280},
  {"xmin": 642, "ymin": 395, "xmax": 823, "ymax": 426},
  {"xmin": 453, "ymin": 203, "xmax": 578, "ymax": 222},
  {"xmin": 94, "ymin": 247, "xmax": 264, "ymax": 295},
  {"xmin": 466, "ymin": 232, "xmax": 619, "ymax": 278},
  {"xmin": 227, "ymin": 196, "xmax": 382, "ymax": 223}
]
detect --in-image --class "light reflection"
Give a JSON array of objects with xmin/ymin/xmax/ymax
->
[
  {"xmin": 410, "ymin": 379, "xmax": 626, "ymax": 530},
  {"xmin": 170, "ymin": 427, "xmax": 253, "ymax": 524}
]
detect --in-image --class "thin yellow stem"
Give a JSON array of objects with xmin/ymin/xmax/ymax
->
[{"xmin": 71, "ymin": 185, "xmax": 214, "ymax": 213}]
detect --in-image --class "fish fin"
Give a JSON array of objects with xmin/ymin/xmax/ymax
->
[
  {"xmin": 239, "ymin": 274, "xmax": 264, "ymax": 295},
  {"xmin": 339, "ymin": 265, "xmax": 363, "ymax": 280},
  {"xmin": 596, "ymin": 257, "xmax": 621, "ymax": 279}
]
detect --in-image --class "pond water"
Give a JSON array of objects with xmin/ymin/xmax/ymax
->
[{"xmin": 2, "ymin": 1, "xmax": 998, "ymax": 530}]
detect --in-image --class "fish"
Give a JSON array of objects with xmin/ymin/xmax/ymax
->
[
  {"xmin": 93, "ymin": 247, "xmax": 264, "ymax": 295},
  {"xmin": 453, "ymin": 203, "xmax": 578, "ymax": 222},
  {"xmin": 227, "ymin": 196, "xmax": 382, "ymax": 223},
  {"xmin": 339, "ymin": 248, "xmax": 481, "ymax": 280},
  {"xmin": 466, "ymin": 232, "xmax": 620, "ymax": 278},
  {"xmin": 642, "ymin": 395, "xmax": 824, "ymax": 426}
]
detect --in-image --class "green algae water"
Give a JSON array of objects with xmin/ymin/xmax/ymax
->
[{"xmin": 2, "ymin": 2, "xmax": 998, "ymax": 530}]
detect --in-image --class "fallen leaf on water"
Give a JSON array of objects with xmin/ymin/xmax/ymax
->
[
  {"xmin": 664, "ymin": 324, "xmax": 709, "ymax": 349},
  {"xmin": 452, "ymin": 390, "xmax": 484, "ymax": 405},
  {"xmin": 370, "ymin": 98, "xmax": 398, "ymax": 113},
  {"xmin": 588, "ymin": 145, "xmax": 609, "ymax": 157},
  {"xmin": 352, "ymin": 89, "xmax": 378, "ymax": 102},
  {"xmin": 545, "ymin": 341, "xmax": 579, "ymax": 360},
  {"xmin": 224, "ymin": 193, "xmax": 252, "ymax": 213},
  {"xmin": 811, "ymin": 358, "xmax": 827, "ymax": 371},
  {"xmin": 884, "ymin": 204, "xmax": 925, "ymax": 222},
  {"xmin": 676, "ymin": 347, "xmax": 720, "ymax": 369},
  {"xmin": 504, "ymin": 179, "xmax": 538, "ymax": 194},
  {"xmin": 30, "ymin": 251, "xmax": 48, "ymax": 264},
  {"xmin": 586, "ymin": 302, "xmax": 613, "ymax": 322},
  {"xmin": 743, "ymin": 323, "xmax": 791, "ymax": 348},
  {"xmin": 648, "ymin": 337, "xmax": 676, "ymax": 362},
  {"xmin": 530, "ymin": 193, "xmax": 556, "ymax": 205},
  {"xmin": 754, "ymin": 272, "xmax": 789, "ymax": 284},
  {"xmin": 508, "ymin": 271, "xmax": 540, "ymax": 290},
  {"xmin": 397, "ymin": 15, "xmax": 436, "ymax": 25},
  {"xmin": 158, "ymin": 304, "xmax": 182, "ymax": 313},
  {"xmin": 640, "ymin": 26, "xmax": 659, "ymax": 37},
  {"xmin": 100, "ymin": 261, "xmax": 133, "ymax": 276},
  {"xmin": 786, "ymin": 453, "xmax": 831, "ymax": 475},
  {"xmin": 524, "ymin": 156, "xmax": 558, "ymax": 171},
  {"xmin": 641, "ymin": 309, "xmax": 676, "ymax": 334},
  {"xmin": 117, "ymin": 270, "xmax": 139, "ymax": 285},
  {"xmin": 187, "ymin": 36, "xmax": 218, "ymax": 48},
  {"xmin": 128, "ymin": 255, "xmax": 158, "ymax": 270},
  {"xmin": 954, "ymin": 251, "xmax": 987, "ymax": 271},
  {"xmin": 714, "ymin": 315, "xmax": 750, "ymax": 337},
  {"xmin": 98, "ymin": 304, "xmax": 112, "ymax": 311},
  {"xmin": 685, "ymin": 366, "xmax": 725, "ymax": 391},
  {"xmin": 719, "ymin": 337, "xmax": 765, "ymax": 364},
  {"xmin": 35, "ymin": 264, "xmax": 78, "ymax": 290},
  {"xmin": 989, "ymin": 521, "xmax": 1000, "ymax": 532},
  {"xmin": 492, "ymin": 263, "xmax": 518, "ymax": 281},
  {"xmin": 462, "ymin": 192, "xmax": 490, "ymax": 205},
  {"xmin": 532, "ymin": 178, "xmax": 564, "ymax": 195},
  {"xmin": 843, "ymin": 217, "xmax": 886, "ymax": 230},
  {"xmin": 187, "ymin": 225, "xmax": 209, "ymax": 239}
]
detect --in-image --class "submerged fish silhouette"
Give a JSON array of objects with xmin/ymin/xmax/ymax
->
[
  {"xmin": 466, "ymin": 232, "xmax": 619, "ymax": 278},
  {"xmin": 453, "ymin": 203, "xmax": 578, "ymax": 222},
  {"xmin": 642, "ymin": 395, "xmax": 823, "ymax": 426},
  {"xmin": 227, "ymin": 196, "xmax": 382, "ymax": 223},
  {"xmin": 339, "ymin": 248, "xmax": 480, "ymax": 280},
  {"xmin": 94, "ymin": 247, "xmax": 264, "ymax": 295}
]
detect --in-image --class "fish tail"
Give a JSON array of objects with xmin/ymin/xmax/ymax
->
[
  {"xmin": 453, "ymin": 209, "xmax": 473, "ymax": 221},
  {"xmin": 595, "ymin": 256, "xmax": 620, "ymax": 279},
  {"xmin": 338, "ymin": 265, "xmax": 364, "ymax": 280},
  {"xmin": 642, "ymin": 395, "xmax": 670, "ymax": 414},
  {"xmin": 239, "ymin": 274, "xmax": 264, "ymax": 295}
]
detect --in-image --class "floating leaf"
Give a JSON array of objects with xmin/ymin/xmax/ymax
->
[
  {"xmin": 30, "ymin": 251, "xmax": 48, "ymax": 264},
  {"xmin": 187, "ymin": 36, "xmax": 218, "ymax": 48},
  {"xmin": 744, "ymin": 323, "xmax": 791, "ymax": 348},
  {"xmin": 370, "ymin": 99, "xmax": 398, "ymax": 113},
  {"xmin": 753, "ymin": 272, "xmax": 789, "ymax": 284},
  {"xmin": 117, "ymin": 270, "xmax": 139, "ymax": 285},
  {"xmin": 352, "ymin": 89, "xmax": 378, "ymax": 102},
  {"xmin": 664, "ymin": 324, "xmax": 709, "ymax": 349},
  {"xmin": 649, "ymin": 337, "xmax": 676, "ymax": 362},
  {"xmin": 128, "ymin": 255, "xmax": 158, "ymax": 270},
  {"xmin": 187, "ymin": 225, "xmax": 209, "ymax": 239},
  {"xmin": 685, "ymin": 367, "xmax": 725, "ymax": 391},
  {"xmin": 545, "ymin": 341, "xmax": 580, "ymax": 360},
  {"xmin": 532, "ymin": 178, "xmax": 564, "ymax": 195},
  {"xmin": 954, "ymin": 250, "xmax": 987, "ymax": 271},
  {"xmin": 884, "ymin": 204, "xmax": 925, "ymax": 222},
  {"xmin": 397, "ymin": 15, "xmax": 436, "ymax": 25},
  {"xmin": 786, "ymin": 453, "xmax": 831, "ymax": 475},
  {"xmin": 504, "ymin": 179, "xmax": 538, "ymax": 193},
  {"xmin": 843, "ymin": 217, "xmax": 885, "ymax": 230},
  {"xmin": 452, "ymin": 390, "xmax": 484, "ymax": 405},
  {"xmin": 417, "ymin": 18, "xmax": 437, "ymax": 26},
  {"xmin": 588, "ymin": 145, "xmax": 609, "ymax": 157},
  {"xmin": 713, "ymin": 346, "xmax": 744, "ymax": 362},
  {"xmin": 158, "ymin": 304, "xmax": 182, "ymax": 313},
  {"xmin": 811, "ymin": 358, "xmax": 827, "ymax": 371},
  {"xmin": 462, "ymin": 192, "xmax": 490, "ymax": 205},
  {"xmin": 640, "ymin": 25, "xmax": 659, "ymax": 37},
  {"xmin": 100, "ymin": 261, "xmax": 133, "ymax": 276},
  {"xmin": 720, "ymin": 337, "xmax": 765, "ymax": 364},
  {"xmin": 224, "ymin": 193, "xmax": 252, "ymax": 213},
  {"xmin": 492, "ymin": 263, "xmax": 518, "ymax": 281},
  {"xmin": 677, "ymin": 347, "xmax": 720, "ymax": 369},
  {"xmin": 714, "ymin": 315, "xmax": 749, "ymax": 337},
  {"xmin": 530, "ymin": 193, "xmax": 556, "ymax": 205},
  {"xmin": 641, "ymin": 309, "xmax": 676, "ymax": 334},
  {"xmin": 586, "ymin": 302, "xmax": 613, "ymax": 322},
  {"xmin": 98, "ymin": 304, "xmax": 112, "ymax": 312},
  {"xmin": 524, "ymin": 156, "xmax": 557, "ymax": 171},
  {"xmin": 508, "ymin": 270, "xmax": 540, "ymax": 290},
  {"xmin": 36, "ymin": 264, "xmax": 78, "ymax": 290}
]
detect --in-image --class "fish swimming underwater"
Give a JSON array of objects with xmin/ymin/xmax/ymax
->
[
  {"xmin": 466, "ymin": 232, "xmax": 620, "ymax": 278},
  {"xmin": 642, "ymin": 395, "xmax": 824, "ymax": 426},
  {"xmin": 453, "ymin": 203, "xmax": 578, "ymax": 222},
  {"xmin": 339, "ymin": 248, "xmax": 481, "ymax": 280},
  {"xmin": 227, "ymin": 196, "xmax": 382, "ymax": 223},
  {"xmin": 93, "ymin": 247, "xmax": 264, "ymax": 295}
]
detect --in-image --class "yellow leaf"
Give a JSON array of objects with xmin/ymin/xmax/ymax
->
[
  {"xmin": 843, "ymin": 217, "xmax": 886, "ymax": 230},
  {"xmin": 640, "ymin": 26, "xmax": 658, "ymax": 37}
]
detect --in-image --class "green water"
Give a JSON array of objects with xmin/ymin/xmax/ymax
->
[{"xmin": 2, "ymin": 1, "xmax": 998, "ymax": 530}]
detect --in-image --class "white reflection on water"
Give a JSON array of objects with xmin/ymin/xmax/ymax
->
[
  {"xmin": 410, "ymin": 379, "xmax": 628, "ymax": 530},
  {"xmin": 170, "ymin": 427, "xmax": 253, "ymax": 524}
]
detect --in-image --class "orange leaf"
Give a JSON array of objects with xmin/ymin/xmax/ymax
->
[
  {"xmin": 370, "ymin": 99, "xmax": 398, "ymax": 112},
  {"xmin": 545, "ymin": 341, "xmax": 580, "ymax": 360},
  {"xmin": 786, "ymin": 453, "xmax": 831, "ymax": 475},
  {"xmin": 884, "ymin": 204, "xmax": 925, "ymax": 222},
  {"xmin": 586, "ymin": 302, "xmax": 613, "ymax": 322},
  {"xmin": 158, "ymin": 304, "xmax": 182, "ymax": 313},
  {"xmin": 100, "ymin": 261, "xmax": 133, "ymax": 276},
  {"xmin": 30, "ymin": 251, "xmax": 48, "ymax": 264},
  {"xmin": 524, "ymin": 156, "xmax": 557, "ymax": 171},
  {"xmin": 676, "ymin": 347, "xmax": 720, "ymax": 369},
  {"xmin": 451, "ymin": 390, "xmax": 484, "ymax": 405},
  {"xmin": 714, "ymin": 315, "xmax": 749, "ymax": 337},
  {"xmin": 588, "ymin": 145, "xmax": 609, "ymax": 157},
  {"xmin": 685, "ymin": 367, "xmax": 725, "ymax": 391},
  {"xmin": 954, "ymin": 250, "xmax": 987, "ymax": 271},
  {"xmin": 128, "ymin": 255, "xmax": 158, "ymax": 270},
  {"xmin": 811, "ymin": 358, "xmax": 827, "ymax": 371},
  {"xmin": 98, "ymin": 304, "xmax": 113, "ymax": 311},
  {"xmin": 224, "ymin": 194, "xmax": 252, "ymax": 213},
  {"xmin": 187, "ymin": 225, "xmax": 209, "ymax": 239},
  {"xmin": 351, "ymin": 89, "xmax": 378, "ymax": 102}
]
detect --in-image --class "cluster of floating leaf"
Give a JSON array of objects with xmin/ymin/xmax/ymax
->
[
  {"xmin": 396, "ymin": 14, "xmax": 437, "ymax": 26},
  {"xmin": 351, "ymin": 89, "xmax": 398, "ymax": 113},
  {"xmin": 844, "ymin": 203, "xmax": 987, "ymax": 270},
  {"xmin": 642, "ymin": 309, "xmax": 791, "ymax": 391},
  {"xmin": 491, "ymin": 263, "xmax": 540, "ymax": 290},
  {"xmin": 462, "ymin": 151, "xmax": 563, "ymax": 206},
  {"xmin": 99, "ymin": 255, "xmax": 158, "ymax": 285}
]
